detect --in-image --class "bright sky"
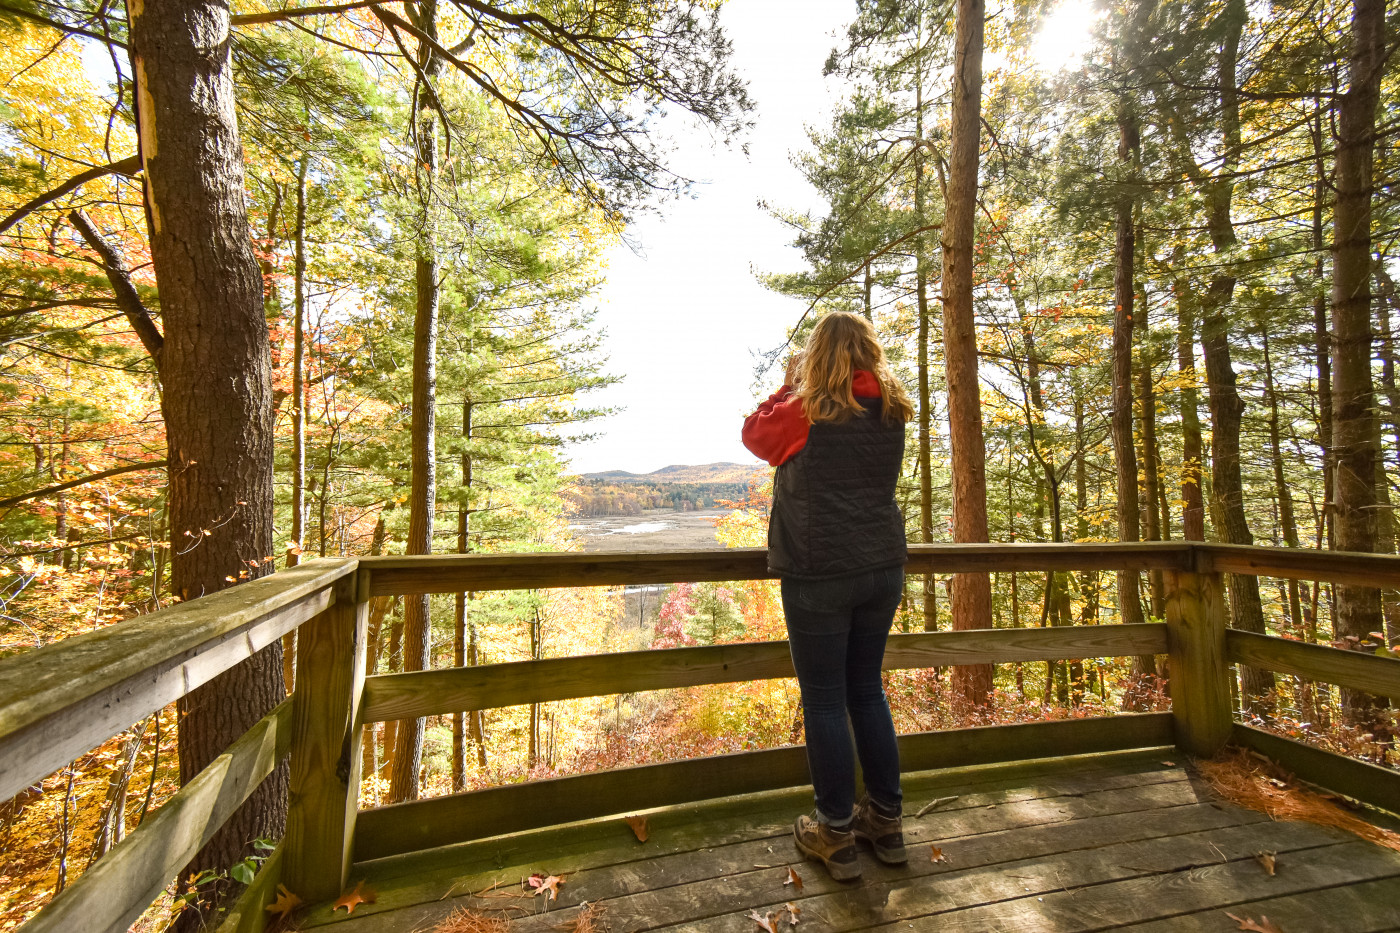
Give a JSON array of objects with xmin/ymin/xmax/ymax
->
[
  {"xmin": 562, "ymin": 0, "xmax": 1100, "ymax": 476},
  {"xmin": 561, "ymin": 0, "xmax": 854, "ymax": 476},
  {"xmin": 73, "ymin": 1, "xmax": 1096, "ymax": 478}
]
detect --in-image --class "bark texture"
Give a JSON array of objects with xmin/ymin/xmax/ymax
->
[
  {"xmin": 1331, "ymin": 0, "xmax": 1387, "ymax": 721},
  {"xmin": 129, "ymin": 0, "xmax": 285, "ymax": 915},
  {"xmin": 390, "ymin": 0, "xmax": 443, "ymax": 803},
  {"xmin": 940, "ymin": 0, "xmax": 994, "ymax": 705}
]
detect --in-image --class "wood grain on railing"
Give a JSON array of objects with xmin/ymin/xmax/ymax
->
[
  {"xmin": 1226, "ymin": 630, "xmax": 1400, "ymax": 701},
  {"xmin": 360, "ymin": 624, "xmax": 1168, "ymax": 723},
  {"xmin": 0, "ymin": 557, "xmax": 355, "ymax": 802},
  {"xmin": 1203, "ymin": 543, "xmax": 1400, "ymax": 588},
  {"xmin": 352, "ymin": 713, "xmax": 1174, "ymax": 860},
  {"xmin": 1164, "ymin": 569, "xmax": 1232, "ymax": 757},
  {"xmin": 20, "ymin": 701, "xmax": 292, "ymax": 933},
  {"xmin": 359, "ymin": 543, "xmax": 1197, "ymax": 596},
  {"xmin": 284, "ymin": 589, "xmax": 369, "ymax": 902}
]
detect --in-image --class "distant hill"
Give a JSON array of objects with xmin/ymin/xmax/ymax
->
[
  {"xmin": 583, "ymin": 462, "xmax": 765, "ymax": 484},
  {"xmin": 570, "ymin": 462, "xmax": 767, "ymax": 517}
]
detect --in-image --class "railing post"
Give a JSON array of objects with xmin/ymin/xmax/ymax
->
[
  {"xmin": 1165, "ymin": 556, "xmax": 1232, "ymax": 757},
  {"xmin": 283, "ymin": 567, "xmax": 367, "ymax": 902}
]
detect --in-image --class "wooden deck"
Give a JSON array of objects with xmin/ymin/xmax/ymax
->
[{"xmin": 298, "ymin": 748, "xmax": 1400, "ymax": 932}]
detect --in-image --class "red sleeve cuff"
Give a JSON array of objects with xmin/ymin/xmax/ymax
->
[{"xmin": 742, "ymin": 386, "xmax": 809, "ymax": 466}]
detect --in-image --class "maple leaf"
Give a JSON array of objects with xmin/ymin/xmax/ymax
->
[
  {"xmin": 786, "ymin": 902, "xmax": 802, "ymax": 924},
  {"xmin": 930, "ymin": 846, "xmax": 949, "ymax": 863},
  {"xmin": 1226, "ymin": 912, "xmax": 1285, "ymax": 932},
  {"xmin": 331, "ymin": 879, "xmax": 376, "ymax": 915},
  {"xmin": 748, "ymin": 909, "xmax": 779, "ymax": 932},
  {"xmin": 625, "ymin": 814, "xmax": 650, "ymax": 842},
  {"xmin": 784, "ymin": 866, "xmax": 804, "ymax": 891},
  {"xmin": 264, "ymin": 883, "xmax": 302, "ymax": 918},
  {"xmin": 528, "ymin": 873, "xmax": 565, "ymax": 900},
  {"xmin": 1254, "ymin": 850, "xmax": 1277, "ymax": 876}
]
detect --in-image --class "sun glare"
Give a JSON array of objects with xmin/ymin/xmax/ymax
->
[{"xmin": 1032, "ymin": 0, "xmax": 1104, "ymax": 73}]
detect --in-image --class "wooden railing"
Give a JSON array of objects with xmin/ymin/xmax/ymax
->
[{"xmin": 3, "ymin": 542, "xmax": 1399, "ymax": 933}]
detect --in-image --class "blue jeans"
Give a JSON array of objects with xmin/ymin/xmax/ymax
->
[{"xmin": 782, "ymin": 565, "xmax": 904, "ymax": 825}]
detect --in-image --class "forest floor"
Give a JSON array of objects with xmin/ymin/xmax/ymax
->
[{"xmin": 567, "ymin": 509, "xmax": 733, "ymax": 551}]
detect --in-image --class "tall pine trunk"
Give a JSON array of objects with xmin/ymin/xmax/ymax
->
[
  {"xmin": 941, "ymin": 0, "xmax": 994, "ymax": 705},
  {"xmin": 390, "ymin": 0, "xmax": 444, "ymax": 803},
  {"xmin": 1112, "ymin": 97, "xmax": 1153, "ymax": 704},
  {"xmin": 1331, "ymin": 0, "xmax": 1388, "ymax": 725},
  {"xmin": 1175, "ymin": 281, "xmax": 1207, "ymax": 541},
  {"xmin": 129, "ymin": 0, "xmax": 285, "ymax": 919}
]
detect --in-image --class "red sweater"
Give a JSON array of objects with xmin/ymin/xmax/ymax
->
[{"xmin": 742, "ymin": 370, "xmax": 882, "ymax": 467}]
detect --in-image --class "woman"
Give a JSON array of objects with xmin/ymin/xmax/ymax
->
[{"xmin": 742, "ymin": 311, "xmax": 914, "ymax": 881}]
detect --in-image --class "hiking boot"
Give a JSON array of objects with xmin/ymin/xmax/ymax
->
[
  {"xmin": 792, "ymin": 813, "xmax": 862, "ymax": 881},
  {"xmin": 852, "ymin": 795, "xmax": 907, "ymax": 864}
]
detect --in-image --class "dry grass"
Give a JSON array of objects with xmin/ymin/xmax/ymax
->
[
  {"xmin": 427, "ymin": 901, "xmax": 607, "ymax": 932},
  {"xmin": 1197, "ymin": 746, "xmax": 1400, "ymax": 852},
  {"xmin": 430, "ymin": 906, "xmax": 511, "ymax": 933}
]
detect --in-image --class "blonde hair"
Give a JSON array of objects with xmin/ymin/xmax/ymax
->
[{"xmin": 794, "ymin": 311, "xmax": 914, "ymax": 424}]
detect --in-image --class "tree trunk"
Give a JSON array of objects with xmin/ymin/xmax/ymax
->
[
  {"xmin": 390, "ymin": 0, "xmax": 443, "ymax": 804},
  {"xmin": 282, "ymin": 159, "xmax": 309, "ymax": 693},
  {"xmin": 1112, "ymin": 95, "xmax": 1153, "ymax": 705},
  {"xmin": 1313, "ymin": 108, "xmax": 1336, "ymax": 549},
  {"xmin": 1373, "ymin": 267, "xmax": 1400, "ymax": 646},
  {"xmin": 129, "ymin": 2, "xmax": 285, "ymax": 918},
  {"xmin": 1137, "ymin": 284, "xmax": 1166, "ymax": 617},
  {"xmin": 1192, "ymin": 0, "xmax": 1273, "ymax": 714},
  {"xmin": 452, "ymin": 396, "xmax": 473, "ymax": 792},
  {"xmin": 1176, "ymin": 281, "xmax": 1207, "ymax": 541},
  {"xmin": 940, "ymin": 0, "xmax": 994, "ymax": 706},
  {"xmin": 1331, "ymin": 0, "xmax": 1388, "ymax": 725},
  {"xmin": 914, "ymin": 54, "xmax": 938, "ymax": 634},
  {"xmin": 1262, "ymin": 328, "xmax": 1307, "ymax": 645}
]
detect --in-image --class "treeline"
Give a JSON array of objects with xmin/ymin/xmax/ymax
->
[
  {"xmin": 569, "ymin": 481, "xmax": 752, "ymax": 517},
  {"xmin": 763, "ymin": 0, "xmax": 1400, "ymax": 738},
  {"xmin": 0, "ymin": 2, "xmax": 748, "ymax": 925}
]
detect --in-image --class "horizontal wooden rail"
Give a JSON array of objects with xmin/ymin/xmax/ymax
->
[
  {"xmin": 360, "ymin": 623, "xmax": 1168, "ymax": 723},
  {"xmin": 359, "ymin": 543, "xmax": 1198, "ymax": 596},
  {"xmin": 1232, "ymin": 724, "xmax": 1400, "ymax": 816},
  {"xmin": 360, "ymin": 543, "xmax": 1400, "ymax": 597},
  {"xmin": 0, "ymin": 558, "xmax": 354, "ymax": 802},
  {"xmin": 21, "ymin": 700, "xmax": 293, "ymax": 933},
  {"xmin": 1203, "ymin": 544, "xmax": 1400, "ymax": 588},
  {"xmin": 1226, "ymin": 630, "xmax": 1400, "ymax": 701},
  {"xmin": 353, "ymin": 713, "xmax": 1173, "ymax": 860}
]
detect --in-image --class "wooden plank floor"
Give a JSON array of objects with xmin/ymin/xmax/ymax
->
[{"xmin": 300, "ymin": 748, "xmax": 1400, "ymax": 932}]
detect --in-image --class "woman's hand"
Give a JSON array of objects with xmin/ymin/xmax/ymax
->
[{"xmin": 785, "ymin": 351, "xmax": 804, "ymax": 388}]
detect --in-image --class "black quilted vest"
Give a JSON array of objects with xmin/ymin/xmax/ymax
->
[{"xmin": 767, "ymin": 396, "xmax": 908, "ymax": 579}]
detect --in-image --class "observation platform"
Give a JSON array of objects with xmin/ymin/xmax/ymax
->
[
  {"xmin": 4, "ymin": 543, "xmax": 1400, "ymax": 933},
  {"xmin": 301, "ymin": 749, "xmax": 1400, "ymax": 932}
]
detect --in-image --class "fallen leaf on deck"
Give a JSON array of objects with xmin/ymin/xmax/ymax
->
[
  {"xmin": 1226, "ymin": 912, "xmax": 1286, "ymax": 932},
  {"xmin": 930, "ymin": 846, "xmax": 949, "ymax": 863},
  {"xmin": 332, "ymin": 879, "xmax": 376, "ymax": 915},
  {"xmin": 265, "ymin": 883, "xmax": 302, "ymax": 918},
  {"xmin": 1254, "ymin": 850, "xmax": 1277, "ymax": 876},
  {"xmin": 1162, "ymin": 760, "xmax": 1176, "ymax": 767},
  {"xmin": 786, "ymin": 902, "xmax": 802, "ymax": 924},
  {"xmin": 625, "ymin": 815, "xmax": 650, "ymax": 842},
  {"xmin": 528, "ymin": 873, "xmax": 565, "ymax": 900},
  {"xmin": 748, "ymin": 909, "xmax": 779, "ymax": 932},
  {"xmin": 784, "ymin": 866, "xmax": 804, "ymax": 891}
]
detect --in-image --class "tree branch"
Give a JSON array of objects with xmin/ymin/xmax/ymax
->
[
  {"xmin": 231, "ymin": 1, "xmax": 380, "ymax": 25},
  {"xmin": 67, "ymin": 210, "xmax": 164, "ymax": 364},
  {"xmin": 0, "ymin": 461, "xmax": 169, "ymax": 510},
  {"xmin": 0, "ymin": 155, "xmax": 141, "ymax": 234}
]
